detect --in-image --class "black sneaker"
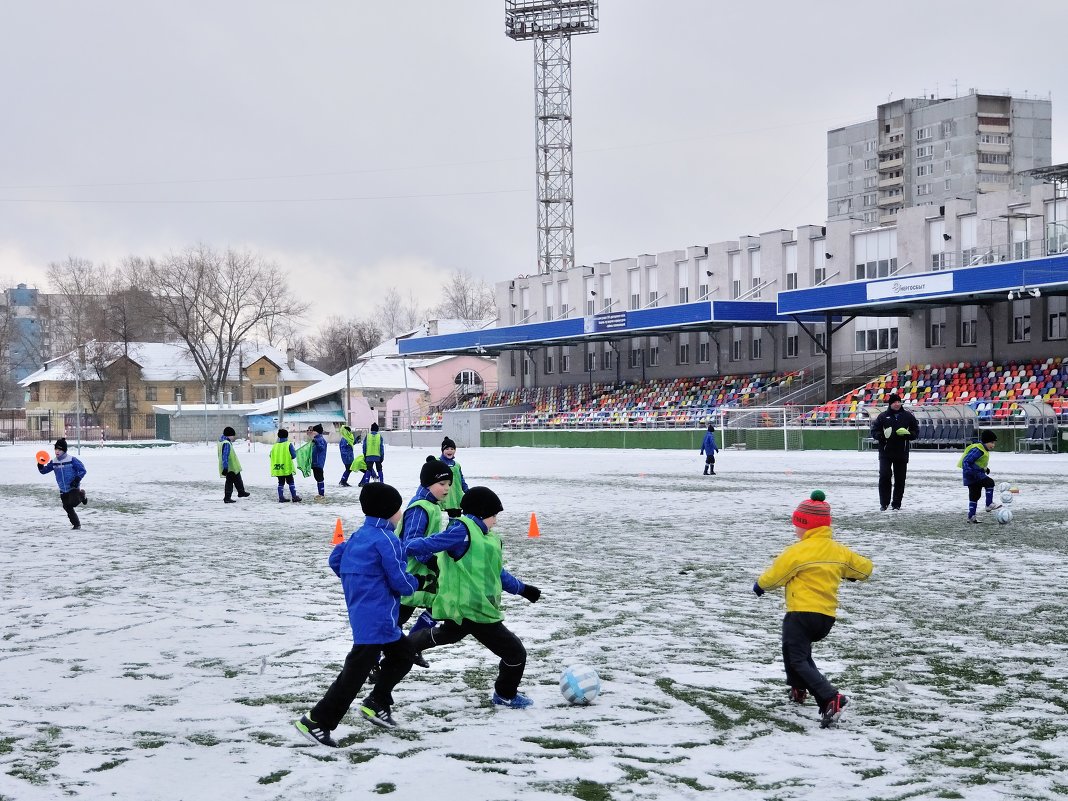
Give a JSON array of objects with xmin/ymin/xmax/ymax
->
[
  {"xmin": 279, "ymin": 497, "xmax": 291, "ymax": 503},
  {"xmin": 294, "ymin": 714, "xmax": 338, "ymax": 747},
  {"xmin": 224, "ymin": 498, "xmax": 236, "ymax": 504},
  {"xmin": 359, "ymin": 697, "xmax": 397, "ymax": 729},
  {"xmin": 79, "ymin": 490, "xmax": 87, "ymax": 506},
  {"xmin": 413, "ymin": 651, "xmax": 430, "ymax": 669},
  {"xmin": 292, "ymin": 495, "xmax": 302, "ymax": 503},
  {"xmin": 72, "ymin": 524, "xmax": 81, "ymax": 530},
  {"xmin": 880, "ymin": 505, "xmax": 888, "ymax": 512},
  {"xmin": 339, "ymin": 480, "xmax": 350, "ymax": 487},
  {"xmin": 788, "ymin": 687, "xmax": 807, "ymax": 705},
  {"xmin": 820, "ymin": 694, "xmax": 848, "ymax": 728},
  {"xmin": 238, "ymin": 491, "xmax": 251, "ymax": 498}
]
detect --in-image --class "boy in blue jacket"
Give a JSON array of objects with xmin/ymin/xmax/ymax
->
[
  {"xmin": 360, "ymin": 422, "xmax": 385, "ymax": 485},
  {"xmin": 37, "ymin": 437, "xmax": 87, "ymax": 529},
  {"xmin": 960, "ymin": 430, "xmax": 999, "ymax": 523},
  {"xmin": 700, "ymin": 424, "xmax": 719, "ymax": 475},
  {"xmin": 218, "ymin": 426, "xmax": 250, "ymax": 503},
  {"xmin": 338, "ymin": 424, "xmax": 356, "ymax": 487},
  {"xmin": 405, "ymin": 486, "xmax": 542, "ymax": 709},
  {"xmin": 295, "ymin": 483, "xmax": 424, "ymax": 746},
  {"xmin": 438, "ymin": 436, "xmax": 469, "ymax": 518},
  {"xmin": 269, "ymin": 429, "xmax": 301, "ymax": 503},
  {"xmin": 307, "ymin": 424, "xmax": 328, "ymax": 499}
]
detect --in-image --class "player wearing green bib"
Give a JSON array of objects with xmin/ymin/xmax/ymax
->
[
  {"xmin": 269, "ymin": 428, "xmax": 302, "ymax": 503},
  {"xmin": 439, "ymin": 436, "xmax": 469, "ymax": 518},
  {"xmin": 405, "ymin": 486, "xmax": 543, "ymax": 709}
]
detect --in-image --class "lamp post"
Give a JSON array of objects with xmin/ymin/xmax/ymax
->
[{"xmin": 43, "ymin": 339, "xmax": 96, "ymax": 455}]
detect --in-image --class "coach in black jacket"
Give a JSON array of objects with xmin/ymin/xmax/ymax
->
[{"xmin": 870, "ymin": 393, "xmax": 919, "ymax": 511}]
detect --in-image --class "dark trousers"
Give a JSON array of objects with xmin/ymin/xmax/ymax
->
[
  {"xmin": 397, "ymin": 604, "xmax": 416, "ymax": 627},
  {"xmin": 704, "ymin": 455, "xmax": 716, "ymax": 473},
  {"xmin": 223, "ymin": 471, "xmax": 245, "ymax": 500},
  {"xmin": 878, "ymin": 455, "xmax": 908, "ymax": 508},
  {"xmin": 968, "ymin": 476, "xmax": 996, "ymax": 502},
  {"xmin": 309, "ymin": 635, "xmax": 415, "ymax": 731},
  {"xmin": 364, "ymin": 459, "xmax": 383, "ymax": 482},
  {"xmin": 409, "ymin": 619, "xmax": 526, "ymax": 699},
  {"xmin": 312, "ymin": 467, "xmax": 324, "ymax": 482},
  {"xmin": 782, "ymin": 612, "xmax": 837, "ymax": 707},
  {"xmin": 60, "ymin": 489, "xmax": 81, "ymax": 527}
]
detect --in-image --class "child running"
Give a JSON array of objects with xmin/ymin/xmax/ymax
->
[
  {"xmin": 405, "ymin": 486, "xmax": 542, "ymax": 709},
  {"xmin": 338, "ymin": 424, "xmax": 356, "ymax": 487},
  {"xmin": 37, "ymin": 438, "xmax": 87, "ymax": 529},
  {"xmin": 959, "ymin": 431, "xmax": 1000, "ymax": 523},
  {"xmin": 753, "ymin": 490, "xmax": 873, "ymax": 728},
  {"xmin": 438, "ymin": 436, "xmax": 469, "ymax": 517},
  {"xmin": 269, "ymin": 428, "xmax": 302, "ymax": 503},
  {"xmin": 294, "ymin": 483, "xmax": 424, "ymax": 746}
]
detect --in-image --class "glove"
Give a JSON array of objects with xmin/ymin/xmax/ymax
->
[
  {"xmin": 895, "ymin": 427, "xmax": 910, "ymax": 436},
  {"xmin": 519, "ymin": 584, "xmax": 541, "ymax": 603},
  {"xmin": 70, "ymin": 480, "xmax": 80, "ymax": 489},
  {"xmin": 882, "ymin": 427, "xmax": 892, "ymax": 438},
  {"xmin": 752, "ymin": 582, "xmax": 765, "ymax": 597},
  {"xmin": 985, "ymin": 468, "xmax": 990, "ymax": 474}
]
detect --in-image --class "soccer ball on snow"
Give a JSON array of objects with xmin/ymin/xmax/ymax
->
[
  {"xmin": 997, "ymin": 482, "xmax": 1011, "ymax": 494},
  {"xmin": 560, "ymin": 664, "xmax": 601, "ymax": 705},
  {"xmin": 1000, "ymin": 491, "xmax": 1013, "ymax": 504},
  {"xmin": 996, "ymin": 508, "xmax": 1013, "ymax": 525}
]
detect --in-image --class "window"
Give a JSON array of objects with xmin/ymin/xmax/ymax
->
[
  {"xmin": 522, "ymin": 356, "xmax": 530, "ymax": 376},
  {"xmin": 254, "ymin": 386, "xmax": 275, "ymax": 401},
  {"xmin": 730, "ymin": 329, "xmax": 743, "ymax": 362},
  {"xmin": 677, "ymin": 337, "xmax": 690, "ymax": 365},
  {"xmin": 915, "ymin": 126, "xmax": 933, "ymax": 141},
  {"xmin": 729, "ymin": 251, "xmax": 742, "ymax": 298},
  {"xmin": 648, "ymin": 344, "xmax": 659, "ymax": 367},
  {"xmin": 916, "ymin": 183, "xmax": 932, "ymax": 197},
  {"xmin": 784, "ymin": 325, "xmax": 799, "ymax": 358},
  {"xmin": 928, "ymin": 308, "xmax": 946, "ymax": 347},
  {"xmin": 929, "ymin": 219, "xmax": 947, "ymax": 270},
  {"xmin": 863, "ymin": 176, "xmax": 877, "ymax": 189},
  {"xmin": 698, "ymin": 280, "xmax": 709, "ymax": 300},
  {"xmin": 510, "ymin": 353, "xmax": 516, "ymax": 377},
  {"xmin": 785, "ymin": 242, "xmax": 798, "ymax": 291},
  {"xmin": 647, "ymin": 268, "xmax": 658, "ymax": 307},
  {"xmin": 862, "ymin": 193, "xmax": 877, "ymax": 206},
  {"xmin": 601, "ymin": 349, "xmax": 612, "ymax": 371},
  {"xmin": 258, "ymin": 366, "xmax": 265, "ymax": 376},
  {"xmin": 146, "ymin": 413, "xmax": 155, "ymax": 430},
  {"xmin": 698, "ymin": 333, "xmax": 710, "ymax": 363},
  {"xmin": 561, "ymin": 352, "xmax": 570, "ymax": 373},
  {"xmin": 600, "ymin": 275, "xmax": 612, "ymax": 312},
  {"xmin": 520, "ymin": 287, "xmax": 531, "ymax": 320},
  {"xmin": 585, "ymin": 348, "xmax": 595, "ymax": 372},
  {"xmin": 945, "ymin": 179, "xmax": 952, "ymax": 191},
  {"xmin": 866, "ymin": 139, "xmax": 877, "ymax": 152},
  {"xmin": 978, "ymin": 152, "xmax": 1010, "ymax": 165},
  {"xmin": 558, "ymin": 280, "xmax": 569, "ymax": 318},
  {"xmin": 811, "ymin": 330, "xmax": 826, "ymax": 356},
  {"xmin": 628, "ymin": 347, "xmax": 640, "ymax": 369},
  {"xmin": 863, "ymin": 211, "xmax": 878, "ymax": 223},
  {"xmin": 863, "ymin": 158, "xmax": 877, "ymax": 170},
  {"xmin": 695, "ymin": 256, "xmax": 708, "ymax": 300},
  {"xmin": 749, "ymin": 249, "xmax": 761, "ymax": 298},
  {"xmin": 584, "ymin": 277, "xmax": 595, "ymax": 316},
  {"xmin": 942, "ymin": 120, "xmax": 954, "ymax": 138},
  {"xmin": 1048, "ymin": 297, "xmax": 1067, "ymax": 340},
  {"xmin": 854, "ymin": 317, "xmax": 899, "ymax": 352},
  {"xmin": 916, "ymin": 164, "xmax": 933, "ymax": 177},
  {"xmin": 677, "ymin": 261, "xmax": 690, "ymax": 304},
  {"xmin": 1012, "ymin": 299, "xmax": 1031, "ymax": 342},
  {"xmin": 750, "ymin": 332, "xmax": 762, "ymax": 360},
  {"xmin": 144, "ymin": 386, "xmax": 157, "ymax": 402},
  {"xmin": 853, "ymin": 228, "xmax": 897, "ymax": 280},
  {"xmin": 173, "ymin": 387, "xmax": 183, "ymax": 401},
  {"xmin": 629, "ymin": 269, "xmax": 641, "ymax": 310},
  {"xmin": 915, "ymin": 145, "xmax": 933, "ymax": 159},
  {"xmin": 978, "ymin": 133, "xmax": 1008, "ymax": 144},
  {"xmin": 960, "ymin": 215, "xmax": 978, "ymax": 265},
  {"xmin": 812, "ymin": 240, "xmax": 827, "ymax": 286},
  {"xmin": 544, "ymin": 283, "xmax": 554, "ymax": 321},
  {"xmin": 960, "ymin": 305, "xmax": 978, "ymax": 346},
  {"xmin": 945, "ymin": 141, "xmax": 952, "ymax": 154},
  {"xmin": 544, "ymin": 351, "xmax": 554, "ymax": 374}
]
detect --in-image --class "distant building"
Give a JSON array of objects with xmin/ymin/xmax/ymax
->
[
  {"xmin": 2, "ymin": 284, "xmax": 53, "ymax": 383},
  {"xmin": 828, "ymin": 91, "xmax": 1052, "ymax": 224}
]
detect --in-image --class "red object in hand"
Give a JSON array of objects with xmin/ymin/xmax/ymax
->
[{"xmin": 35, "ymin": 450, "xmax": 50, "ymax": 465}]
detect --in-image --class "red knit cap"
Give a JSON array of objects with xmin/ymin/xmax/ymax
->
[{"xmin": 792, "ymin": 490, "xmax": 831, "ymax": 529}]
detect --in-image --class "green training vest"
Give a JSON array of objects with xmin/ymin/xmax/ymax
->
[
  {"xmin": 443, "ymin": 462, "xmax": 464, "ymax": 509},
  {"xmin": 269, "ymin": 441, "xmax": 294, "ymax": 477},
  {"xmin": 365, "ymin": 432, "xmax": 382, "ymax": 457},
  {"xmin": 217, "ymin": 440, "xmax": 242, "ymax": 475},
  {"xmin": 956, "ymin": 443, "xmax": 990, "ymax": 471},
  {"xmin": 432, "ymin": 516, "xmax": 504, "ymax": 625},
  {"xmin": 399, "ymin": 499, "xmax": 443, "ymax": 608}
]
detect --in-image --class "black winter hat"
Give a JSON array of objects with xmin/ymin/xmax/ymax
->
[
  {"xmin": 461, "ymin": 486, "xmax": 504, "ymax": 520},
  {"xmin": 887, "ymin": 393, "xmax": 902, "ymax": 405},
  {"xmin": 223, "ymin": 426, "xmax": 236, "ymax": 437},
  {"xmin": 360, "ymin": 482, "xmax": 403, "ymax": 519},
  {"xmin": 312, "ymin": 423, "xmax": 324, "ymax": 435},
  {"xmin": 277, "ymin": 428, "xmax": 288, "ymax": 439},
  {"xmin": 980, "ymin": 430, "xmax": 998, "ymax": 444},
  {"xmin": 54, "ymin": 438, "xmax": 68, "ymax": 451},
  {"xmin": 420, "ymin": 456, "xmax": 453, "ymax": 487},
  {"xmin": 370, "ymin": 422, "xmax": 379, "ymax": 432},
  {"xmin": 441, "ymin": 436, "xmax": 457, "ymax": 451}
]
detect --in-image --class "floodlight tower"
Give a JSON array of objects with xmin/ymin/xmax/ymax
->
[{"xmin": 506, "ymin": 1, "xmax": 599, "ymax": 275}]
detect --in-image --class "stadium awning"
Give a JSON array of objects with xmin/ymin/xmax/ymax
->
[
  {"xmin": 397, "ymin": 300, "xmax": 832, "ymax": 357},
  {"xmin": 777, "ymin": 253, "xmax": 1068, "ymax": 318}
]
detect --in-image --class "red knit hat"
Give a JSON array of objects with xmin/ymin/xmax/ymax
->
[{"xmin": 792, "ymin": 490, "xmax": 831, "ymax": 529}]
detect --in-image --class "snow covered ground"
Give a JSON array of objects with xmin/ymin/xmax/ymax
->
[{"xmin": 1, "ymin": 442, "xmax": 1067, "ymax": 801}]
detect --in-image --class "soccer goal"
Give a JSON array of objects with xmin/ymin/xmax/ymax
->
[{"xmin": 720, "ymin": 407, "xmax": 795, "ymax": 451}]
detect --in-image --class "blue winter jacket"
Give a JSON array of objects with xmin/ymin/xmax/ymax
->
[
  {"xmin": 38, "ymin": 452, "xmax": 87, "ymax": 493},
  {"xmin": 700, "ymin": 431, "xmax": 718, "ymax": 456},
  {"xmin": 339, "ymin": 438, "xmax": 354, "ymax": 465},
  {"xmin": 218, "ymin": 435, "xmax": 235, "ymax": 473},
  {"xmin": 329, "ymin": 516, "xmax": 419, "ymax": 644},
  {"xmin": 439, "ymin": 455, "xmax": 469, "ymax": 493},
  {"xmin": 405, "ymin": 515, "xmax": 525, "ymax": 596},
  {"xmin": 400, "ymin": 486, "xmax": 441, "ymax": 544},
  {"xmin": 311, "ymin": 433, "xmax": 328, "ymax": 469},
  {"xmin": 961, "ymin": 444, "xmax": 992, "ymax": 486}
]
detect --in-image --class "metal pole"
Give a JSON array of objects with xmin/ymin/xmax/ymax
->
[
  {"xmin": 74, "ymin": 359, "xmax": 82, "ymax": 455},
  {"xmin": 203, "ymin": 379, "xmax": 209, "ymax": 445},
  {"xmin": 402, "ymin": 357, "xmax": 414, "ymax": 449}
]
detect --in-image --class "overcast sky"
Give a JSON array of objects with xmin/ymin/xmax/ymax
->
[{"xmin": 3, "ymin": 1, "xmax": 1067, "ymax": 327}]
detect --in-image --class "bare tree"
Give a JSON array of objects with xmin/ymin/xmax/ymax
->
[
  {"xmin": 381, "ymin": 287, "xmax": 423, "ymax": 338},
  {"xmin": 45, "ymin": 256, "xmax": 109, "ymax": 354},
  {"xmin": 311, "ymin": 316, "xmax": 384, "ymax": 374},
  {"xmin": 0, "ymin": 289, "xmax": 20, "ymax": 408},
  {"xmin": 142, "ymin": 246, "xmax": 309, "ymax": 397},
  {"xmin": 431, "ymin": 269, "xmax": 497, "ymax": 321}
]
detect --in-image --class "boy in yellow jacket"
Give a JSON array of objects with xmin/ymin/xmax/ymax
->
[{"xmin": 753, "ymin": 490, "xmax": 873, "ymax": 728}]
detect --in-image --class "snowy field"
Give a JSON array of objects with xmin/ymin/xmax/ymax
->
[{"xmin": 1, "ymin": 441, "xmax": 1067, "ymax": 801}]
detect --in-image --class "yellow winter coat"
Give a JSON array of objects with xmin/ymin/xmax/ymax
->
[{"xmin": 756, "ymin": 526, "xmax": 873, "ymax": 616}]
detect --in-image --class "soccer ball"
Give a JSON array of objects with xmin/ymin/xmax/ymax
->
[
  {"xmin": 996, "ymin": 508, "xmax": 1013, "ymax": 525},
  {"xmin": 560, "ymin": 664, "xmax": 600, "ymax": 705},
  {"xmin": 997, "ymin": 482, "xmax": 1011, "ymax": 494},
  {"xmin": 1000, "ymin": 491, "xmax": 1013, "ymax": 504}
]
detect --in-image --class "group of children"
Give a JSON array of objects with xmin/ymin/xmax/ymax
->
[{"xmin": 295, "ymin": 437, "xmax": 541, "ymax": 747}]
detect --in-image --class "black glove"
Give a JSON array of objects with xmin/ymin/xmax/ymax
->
[
  {"xmin": 985, "ymin": 468, "xmax": 990, "ymax": 474},
  {"xmin": 70, "ymin": 480, "xmax": 80, "ymax": 489},
  {"xmin": 519, "ymin": 584, "xmax": 541, "ymax": 603},
  {"xmin": 752, "ymin": 582, "xmax": 765, "ymax": 597}
]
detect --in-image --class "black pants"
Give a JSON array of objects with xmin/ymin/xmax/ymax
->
[
  {"xmin": 782, "ymin": 612, "xmax": 837, "ymax": 707},
  {"xmin": 309, "ymin": 635, "xmax": 415, "ymax": 731},
  {"xmin": 409, "ymin": 619, "xmax": 526, "ymax": 699},
  {"xmin": 397, "ymin": 604, "xmax": 416, "ymax": 627},
  {"xmin": 223, "ymin": 471, "xmax": 246, "ymax": 500},
  {"xmin": 60, "ymin": 489, "xmax": 81, "ymax": 527},
  {"xmin": 878, "ymin": 455, "xmax": 908, "ymax": 508},
  {"xmin": 968, "ymin": 476, "xmax": 996, "ymax": 502}
]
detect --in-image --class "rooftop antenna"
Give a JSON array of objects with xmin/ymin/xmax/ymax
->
[{"xmin": 506, "ymin": 1, "xmax": 599, "ymax": 275}]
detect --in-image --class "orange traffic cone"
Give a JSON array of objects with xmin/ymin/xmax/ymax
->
[
  {"xmin": 527, "ymin": 512, "xmax": 541, "ymax": 538},
  {"xmin": 331, "ymin": 518, "xmax": 345, "ymax": 546}
]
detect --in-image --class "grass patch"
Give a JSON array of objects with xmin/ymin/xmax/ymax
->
[
  {"xmin": 373, "ymin": 783, "xmax": 396, "ymax": 794},
  {"xmin": 258, "ymin": 770, "xmax": 290, "ymax": 785},
  {"xmin": 87, "ymin": 758, "xmax": 128, "ymax": 772}
]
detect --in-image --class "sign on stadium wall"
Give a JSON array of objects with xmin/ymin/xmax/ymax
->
[
  {"xmin": 584, "ymin": 311, "xmax": 628, "ymax": 333},
  {"xmin": 865, "ymin": 273, "xmax": 953, "ymax": 301}
]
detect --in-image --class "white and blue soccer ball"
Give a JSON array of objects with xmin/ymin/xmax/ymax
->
[
  {"xmin": 996, "ymin": 508, "xmax": 1013, "ymax": 525},
  {"xmin": 560, "ymin": 664, "xmax": 600, "ymax": 705},
  {"xmin": 1000, "ymin": 491, "xmax": 1014, "ymax": 504},
  {"xmin": 997, "ymin": 482, "xmax": 1011, "ymax": 494}
]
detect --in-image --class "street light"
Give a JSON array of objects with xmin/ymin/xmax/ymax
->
[{"xmin": 43, "ymin": 339, "xmax": 96, "ymax": 454}]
